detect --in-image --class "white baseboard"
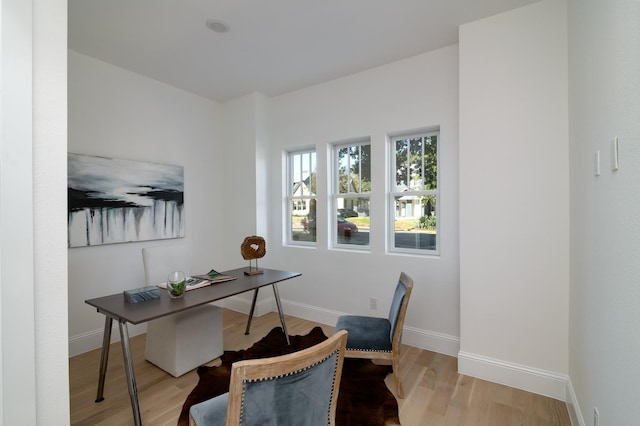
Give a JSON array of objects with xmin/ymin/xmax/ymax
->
[
  {"xmin": 219, "ymin": 295, "xmax": 272, "ymax": 317},
  {"xmin": 402, "ymin": 325, "xmax": 460, "ymax": 357},
  {"xmin": 69, "ymin": 323, "xmax": 147, "ymax": 357},
  {"xmin": 69, "ymin": 302, "xmax": 225, "ymax": 357},
  {"xmin": 281, "ymin": 299, "xmax": 345, "ymax": 327},
  {"xmin": 458, "ymin": 350, "xmax": 568, "ymax": 401},
  {"xmin": 566, "ymin": 377, "xmax": 585, "ymax": 426}
]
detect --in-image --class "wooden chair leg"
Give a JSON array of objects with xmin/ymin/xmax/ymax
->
[{"xmin": 392, "ymin": 354, "xmax": 404, "ymax": 399}]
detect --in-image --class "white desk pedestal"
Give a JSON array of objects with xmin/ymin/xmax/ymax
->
[{"xmin": 145, "ymin": 304, "xmax": 223, "ymax": 377}]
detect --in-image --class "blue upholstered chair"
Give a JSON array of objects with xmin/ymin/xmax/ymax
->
[
  {"xmin": 189, "ymin": 330, "xmax": 348, "ymax": 426},
  {"xmin": 334, "ymin": 272, "xmax": 414, "ymax": 398}
]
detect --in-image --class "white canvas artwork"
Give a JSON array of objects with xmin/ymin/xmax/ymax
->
[{"xmin": 68, "ymin": 153, "xmax": 185, "ymax": 247}]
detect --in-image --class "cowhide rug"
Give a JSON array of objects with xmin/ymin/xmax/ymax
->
[{"xmin": 178, "ymin": 326, "xmax": 400, "ymax": 425}]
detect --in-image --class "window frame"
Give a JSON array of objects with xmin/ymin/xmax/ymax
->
[
  {"xmin": 286, "ymin": 148, "xmax": 317, "ymax": 247},
  {"xmin": 331, "ymin": 138, "xmax": 371, "ymax": 250},
  {"xmin": 388, "ymin": 129, "xmax": 440, "ymax": 255}
]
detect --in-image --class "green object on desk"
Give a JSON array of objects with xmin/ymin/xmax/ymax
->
[
  {"xmin": 168, "ymin": 280, "xmax": 186, "ymax": 298},
  {"xmin": 207, "ymin": 269, "xmax": 220, "ymax": 277}
]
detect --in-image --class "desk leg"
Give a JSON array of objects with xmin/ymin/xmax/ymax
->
[
  {"xmin": 272, "ymin": 284, "xmax": 290, "ymax": 345},
  {"xmin": 95, "ymin": 316, "xmax": 113, "ymax": 402},
  {"xmin": 244, "ymin": 288, "xmax": 259, "ymax": 335},
  {"xmin": 118, "ymin": 320, "xmax": 142, "ymax": 426}
]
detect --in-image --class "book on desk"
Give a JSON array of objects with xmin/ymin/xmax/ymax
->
[{"xmin": 156, "ymin": 273, "xmax": 237, "ymax": 291}]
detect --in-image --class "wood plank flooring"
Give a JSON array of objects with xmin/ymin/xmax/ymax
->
[{"xmin": 69, "ymin": 309, "xmax": 571, "ymax": 425}]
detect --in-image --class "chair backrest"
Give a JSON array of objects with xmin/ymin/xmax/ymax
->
[
  {"xmin": 226, "ymin": 330, "xmax": 348, "ymax": 426},
  {"xmin": 141, "ymin": 244, "xmax": 190, "ymax": 285},
  {"xmin": 387, "ymin": 272, "xmax": 414, "ymax": 349}
]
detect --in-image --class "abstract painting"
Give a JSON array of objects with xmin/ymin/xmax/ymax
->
[{"xmin": 68, "ymin": 153, "xmax": 185, "ymax": 247}]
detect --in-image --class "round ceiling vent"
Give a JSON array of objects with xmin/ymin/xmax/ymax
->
[{"xmin": 205, "ymin": 19, "xmax": 230, "ymax": 33}]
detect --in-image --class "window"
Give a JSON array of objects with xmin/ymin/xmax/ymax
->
[
  {"xmin": 333, "ymin": 140, "xmax": 371, "ymax": 248},
  {"xmin": 390, "ymin": 130, "xmax": 439, "ymax": 253},
  {"xmin": 287, "ymin": 149, "xmax": 317, "ymax": 244}
]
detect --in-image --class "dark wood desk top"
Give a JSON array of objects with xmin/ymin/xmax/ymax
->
[{"xmin": 85, "ymin": 267, "xmax": 301, "ymax": 324}]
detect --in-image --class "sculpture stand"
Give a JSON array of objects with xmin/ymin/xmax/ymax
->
[{"xmin": 244, "ymin": 259, "xmax": 264, "ymax": 276}]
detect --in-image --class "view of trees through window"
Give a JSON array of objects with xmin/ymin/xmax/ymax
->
[
  {"xmin": 287, "ymin": 128, "xmax": 439, "ymax": 254},
  {"xmin": 288, "ymin": 150, "xmax": 317, "ymax": 243},
  {"xmin": 391, "ymin": 131, "xmax": 439, "ymax": 252},
  {"xmin": 335, "ymin": 142, "xmax": 370, "ymax": 247}
]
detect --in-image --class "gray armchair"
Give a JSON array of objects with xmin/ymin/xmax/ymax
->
[
  {"xmin": 189, "ymin": 330, "xmax": 348, "ymax": 426},
  {"xmin": 334, "ymin": 272, "xmax": 414, "ymax": 398}
]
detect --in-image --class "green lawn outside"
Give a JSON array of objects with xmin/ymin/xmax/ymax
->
[{"xmin": 347, "ymin": 217, "xmax": 435, "ymax": 232}]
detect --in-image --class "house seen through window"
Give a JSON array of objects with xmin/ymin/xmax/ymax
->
[
  {"xmin": 390, "ymin": 130, "xmax": 439, "ymax": 253},
  {"xmin": 287, "ymin": 149, "xmax": 317, "ymax": 244},
  {"xmin": 333, "ymin": 140, "xmax": 370, "ymax": 248},
  {"xmin": 287, "ymin": 129, "xmax": 438, "ymax": 254}
]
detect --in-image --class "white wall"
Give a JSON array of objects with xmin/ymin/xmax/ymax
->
[
  {"xmin": 33, "ymin": 1, "xmax": 69, "ymax": 421},
  {"xmin": 459, "ymin": 0, "xmax": 570, "ymax": 400},
  {"xmin": 266, "ymin": 45, "xmax": 461, "ymax": 356},
  {"xmin": 218, "ymin": 93, "xmax": 270, "ymax": 265},
  {"xmin": 568, "ymin": 0, "xmax": 640, "ymax": 424},
  {"xmin": 1, "ymin": 0, "xmax": 69, "ymax": 423},
  {"xmin": 216, "ymin": 92, "xmax": 273, "ymax": 315},
  {"xmin": 68, "ymin": 51, "xmax": 227, "ymax": 355},
  {"xmin": 1, "ymin": 2, "xmax": 36, "ymax": 422}
]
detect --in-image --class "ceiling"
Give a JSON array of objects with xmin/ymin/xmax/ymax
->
[{"xmin": 69, "ymin": 0, "xmax": 540, "ymax": 103}]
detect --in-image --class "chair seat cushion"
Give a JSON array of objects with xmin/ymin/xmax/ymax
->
[
  {"xmin": 335, "ymin": 315, "xmax": 392, "ymax": 352},
  {"xmin": 189, "ymin": 392, "xmax": 228, "ymax": 426}
]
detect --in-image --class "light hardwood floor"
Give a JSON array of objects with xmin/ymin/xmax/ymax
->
[{"xmin": 70, "ymin": 309, "xmax": 571, "ymax": 425}]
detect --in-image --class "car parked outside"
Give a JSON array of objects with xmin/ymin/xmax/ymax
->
[
  {"xmin": 337, "ymin": 214, "xmax": 358, "ymax": 237},
  {"xmin": 303, "ymin": 214, "xmax": 358, "ymax": 237},
  {"xmin": 337, "ymin": 208, "xmax": 358, "ymax": 218}
]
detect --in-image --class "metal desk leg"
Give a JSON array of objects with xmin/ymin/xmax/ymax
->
[
  {"xmin": 244, "ymin": 288, "xmax": 259, "ymax": 335},
  {"xmin": 272, "ymin": 284, "xmax": 290, "ymax": 345},
  {"xmin": 95, "ymin": 316, "xmax": 113, "ymax": 402},
  {"xmin": 118, "ymin": 320, "xmax": 142, "ymax": 426}
]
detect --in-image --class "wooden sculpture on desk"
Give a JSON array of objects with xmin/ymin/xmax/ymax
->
[{"xmin": 241, "ymin": 235, "xmax": 266, "ymax": 275}]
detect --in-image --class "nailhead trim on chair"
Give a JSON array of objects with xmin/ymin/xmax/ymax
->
[
  {"xmin": 326, "ymin": 349, "xmax": 340, "ymax": 426},
  {"xmin": 347, "ymin": 348, "xmax": 392, "ymax": 353},
  {"xmin": 239, "ymin": 348, "xmax": 342, "ymax": 426}
]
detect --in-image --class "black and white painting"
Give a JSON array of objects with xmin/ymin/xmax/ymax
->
[{"xmin": 68, "ymin": 153, "xmax": 185, "ymax": 247}]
